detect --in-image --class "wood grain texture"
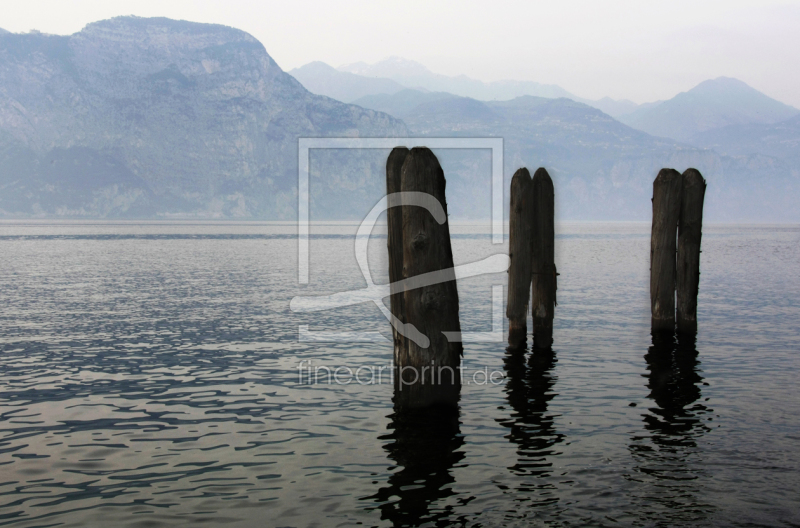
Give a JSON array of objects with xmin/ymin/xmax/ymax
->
[
  {"xmin": 396, "ymin": 147, "xmax": 462, "ymax": 408},
  {"xmin": 650, "ymin": 168, "xmax": 683, "ymax": 333},
  {"xmin": 677, "ymin": 168, "xmax": 706, "ymax": 334},
  {"xmin": 386, "ymin": 147, "xmax": 410, "ymax": 363},
  {"xmin": 506, "ymin": 168, "xmax": 533, "ymax": 348},
  {"xmin": 531, "ymin": 168, "xmax": 556, "ymax": 349}
]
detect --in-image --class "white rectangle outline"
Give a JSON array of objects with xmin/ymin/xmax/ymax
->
[
  {"xmin": 297, "ymin": 137, "xmax": 505, "ymax": 343},
  {"xmin": 298, "ymin": 137, "xmax": 504, "ymax": 284}
]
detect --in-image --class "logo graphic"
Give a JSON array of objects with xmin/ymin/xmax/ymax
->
[{"xmin": 291, "ymin": 138, "xmax": 507, "ymax": 344}]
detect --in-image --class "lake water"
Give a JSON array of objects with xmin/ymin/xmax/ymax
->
[{"xmin": 0, "ymin": 221, "xmax": 798, "ymax": 527}]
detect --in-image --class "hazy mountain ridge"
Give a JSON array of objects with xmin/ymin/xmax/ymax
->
[
  {"xmin": 335, "ymin": 57, "xmax": 664, "ymax": 119},
  {"xmin": 0, "ymin": 17, "xmax": 407, "ymax": 218},
  {"xmin": 289, "ymin": 61, "xmax": 406, "ymax": 103},
  {"xmin": 1, "ymin": 20, "xmax": 797, "ymax": 221},
  {"xmin": 619, "ymin": 77, "xmax": 800, "ymax": 142},
  {"xmin": 351, "ymin": 89, "xmax": 799, "ymax": 221},
  {"xmin": 689, "ymin": 114, "xmax": 800, "ymax": 165}
]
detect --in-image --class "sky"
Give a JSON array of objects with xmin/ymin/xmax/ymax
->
[{"xmin": 3, "ymin": 0, "xmax": 799, "ymax": 107}]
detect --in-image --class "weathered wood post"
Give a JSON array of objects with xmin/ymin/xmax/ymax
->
[
  {"xmin": 677, "ymin": 168, "xmax": 706, "ymax": 335},
  {"xmin": 396, "ymin": 147, "xmax": 462, "ymax": 409},
  {"xmin": 506, "ymin": 168, "xmax": 533, "ymax": 349},
  {"xmin": 387, "ymin": 147, "xmax": 410, "ymax": 363},
  {"xmin": 531, "ymin": 167, "xmax": 556, "ymax": 349},
  {"xmin": 650, "ymin": 168, "xmax": 683, "ymax": 333}
]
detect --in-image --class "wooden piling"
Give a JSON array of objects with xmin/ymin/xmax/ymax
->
[
  {"xmin": 531, "ymin": 168, "xmax": 556, "ymax": 349},
  {"xmin": 386, "ymin": 147, "xmax": 410, "ymax": 362},
  {"xmin": 506, "ymin": 168, "xmax": 533, "ymax": 349},
  {"xmin": 677, "ymin": 168, "xmax": 706, "ymax": 335},
  {"xmin": 397, "ymin": 147, "xmax": 462, "ymax": 409},
  {"xmin": 650, "ymin": 168, "xmax": 683, "ymax": 333}
]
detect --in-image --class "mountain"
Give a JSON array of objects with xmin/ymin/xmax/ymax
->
[
  {"xmin": 401, "ymin": 95, "xmax": 716, "ymax": 220},
  {"xmin": 689, "ymin": 114, "xmax": 800, "ymax": 166},
  {"xmin": 352, "ymin": 89, "xmax": 458, "ymax": 119},
  {"xmin": 2, "ymin": 22, "xmax": 797, "ymax": 222},
  {"xmin": 339, "ymin": 57, "xmax": 578, "ymax": 101},
  {"xmin": 354, "ymin": 90, "xmax": 799, "ymax": 221},
  {"xmin": 619, "ymin": 77, "xmax": 800, "ymax": 142},
  {"xmin": 0, "ymin": 17, "xmax": 407, "ymax": 218},
  {"xmin": 288, "ymin": 61, "xmax": 405, "ymax": 102}
]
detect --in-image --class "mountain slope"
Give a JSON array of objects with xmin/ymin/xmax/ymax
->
[
  {"xmin": 339, "ymin": 57, "xmax": 578, "ymax": 101},
  {"xmin": 0, "ymin": 17, "xmax": 407, "ymax": 218},
  {"xmin": 380, "ymin": 92, "xmax": 797, "ymax": 221},
  {"xmin": 689, "ymin": 114, "xmax": 800, "ymax": 165},
  {"xmin": 620, "ymin": 77, "xmax": 799, "ymax": 142},
  {"xmin": 288, "ymin": 61, "xmax": 405, "ymax": 102},
  {"xmin": 351, "ymin": 89, "xmax": 457, "ymax": 118}
]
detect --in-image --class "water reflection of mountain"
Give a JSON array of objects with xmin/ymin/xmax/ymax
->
[
  {"xmin": 363, "ymin": 404, "xmax": 466, "ymax": 527},
  {"xmin": 627, "ymin": 333, "xmax": 715, "ymax": 525},
  {"xmin": 497, "ymin": 347, "xmax": 565, "ymax": 508}
]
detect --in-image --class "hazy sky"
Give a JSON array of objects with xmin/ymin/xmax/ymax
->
[{"xmin": 3, "ymin": 0, "xmax": 799, "ymax": 107}]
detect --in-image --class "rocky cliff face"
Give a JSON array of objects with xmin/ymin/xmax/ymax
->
[{"xmin": 0, "ymin": 17, "xmax": 407, "ymax": 217}]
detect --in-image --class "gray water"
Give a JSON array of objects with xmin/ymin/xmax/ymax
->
[{"xmin": 0, "ymin": 221, "xmax": 798, "ymax": 527}]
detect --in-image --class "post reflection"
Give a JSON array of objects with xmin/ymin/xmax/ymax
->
[
  {"xmin": 627, "ymin": 332, "xmax": 714, "ymax": 524},
  {"xmin": 497, "ymin": 346, "xmax": 564, "ymax": 507},
  {"xmin": 363, "ymin": 402, "xmax": 465, "ymax": 527}
]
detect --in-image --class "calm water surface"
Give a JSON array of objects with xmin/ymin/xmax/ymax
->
[{"xmin": 0, "ymin": 221, "xmax": 798, "ymax": 527}]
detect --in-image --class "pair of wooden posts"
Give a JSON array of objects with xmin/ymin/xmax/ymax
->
[
  {"xmin": 506, "ymin": 167, "xmax": 557, "ymax": 350},
  {"xmin": 650, "ymin": 168, "xmax": 707, "ymax": 335}
]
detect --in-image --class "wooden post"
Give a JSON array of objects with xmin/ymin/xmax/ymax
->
[
  {"xmin": 506, "ymin": 168, "xmax": 533, "ymax": 349},
  {"xmin": 531, "ymin": 168, "xmax": 556, "ymax": 349},
  {"xmin": 397, "ymin": 147, "xmax": 462, "ymax": 409},
  {"xmin": 650, "ymin": 168, "xmax": 683, "ymax": 333},
  {"xmin": 677, "ymin": 168, "xmax": 706, "ymax": 335},
  {"xmin": 387, "ymin": 147, "xmax": 410, "ymax": 363}
]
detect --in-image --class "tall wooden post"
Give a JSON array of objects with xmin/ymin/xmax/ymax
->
[
  {"xmin": 677, "ymin": 168, "xmax": 706, "ymax": 335},
  {"xmin": 531, "ymin": 168, "xmax": 556, "ymax": 349},
  {"xmin": 397, "ymin": 147, "xmax": 462, "ymax": 409},
  {"xmin": 650, "ymin": 168, "xmax": 683, "ymax": 333},
  {"xmin": 387, "ymin": 147, "xmax": 410, "ymax": 363},
  {"xmin": 506, "ymin": 168, "xmax": 533, "ymax": 349}
]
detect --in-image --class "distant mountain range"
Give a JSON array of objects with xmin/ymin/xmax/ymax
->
[
  {"xmin": 1, "ymin": 20, "xmax": 798, "ymax": 221},
  {"xmin": 291, "ymin": 57, "xmax": 644, "ymax": 118},
  {"xmin": 689, "ymin": 114, "xmax": 800, "ymax": 165},
  {"xmin": 292, "ymin": 59, "xmax": 800, "ymax": 146},
  {"xmin": 0, "ymin": 18, "xmax": 405, "ymax": 218},
  {"xmin": 291, "ymin": 63, "xmax": 800, "ymax": 221},
  {"xmin": 618, "ymin": 77, "xmax": 799, "ymax": 142},
  {"xmin": 352, "ymin": 91, "xmax": 800, "ymax": 221},
  {"xmin": 288, "ymin": 61, "xmax": 406, "ymax": 103}
]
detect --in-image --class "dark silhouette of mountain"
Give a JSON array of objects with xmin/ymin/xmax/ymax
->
[
  {"xmin": 689, "ymin": 114, "xmax": 800, "ymax": 165},
  {"xmin": 0, "ymin": 17, "xmax": 406, "ymax": 218},
  {"xmin": 620, "ymin": 77, "xmax": 799, "ymax": 142},
  {"xmin": 288, "ymin": 61, "xmax": 406, "ymax": 102}
]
